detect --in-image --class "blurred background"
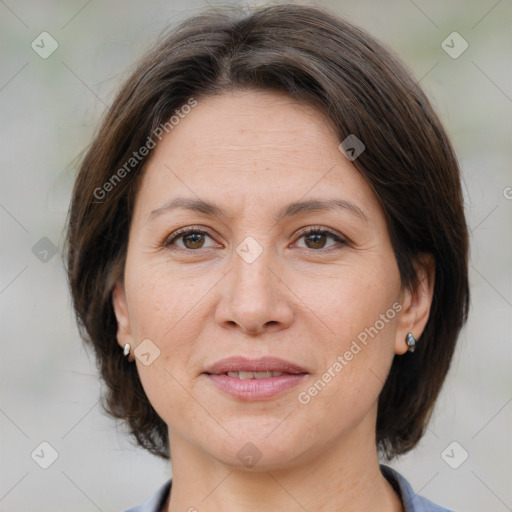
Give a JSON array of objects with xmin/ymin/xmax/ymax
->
[{"xmin": 0, "ymin": 0, "xmax": 511, "ymax": 510}]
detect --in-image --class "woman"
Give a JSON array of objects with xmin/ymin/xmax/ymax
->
[{"xmin": 66, "ymin": 3, "xmax": 469, "ymax": 511}]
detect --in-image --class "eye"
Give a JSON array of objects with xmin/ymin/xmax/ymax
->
[
  {"xmin": 163, "ymin": 226, "xmax": 219, "ymax": 250},
  {"xmin": 294, "ymin": 227, "xmax": 347, "ymax": 250},
  {"xmin": 163, "ymin": 226, "xmax": 347, "ymax": 252}
]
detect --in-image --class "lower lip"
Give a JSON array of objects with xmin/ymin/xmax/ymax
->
[{"xmin": 205, "ymin": 373, "xmax": 308, "ymax": 400}]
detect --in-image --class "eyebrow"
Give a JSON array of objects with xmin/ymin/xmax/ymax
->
[{"xmin": 148, "ymin": 197, "xmax": 369, "ymax": 223}]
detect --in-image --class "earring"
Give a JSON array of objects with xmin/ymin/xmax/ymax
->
[
  {"xmin": 123, "ymin": 343, "xmax": 131, "ymax": 357},
  {"xmin": 406, "ymin": 333, "xmax": 417, "ymax": 353}
]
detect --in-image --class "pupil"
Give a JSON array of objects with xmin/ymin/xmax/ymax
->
[
  {"xmin": 184, "ymin": 233, "xmax": 204, "ymax": 248},
  {"xmin": 306, "ymin": 233, "xmax": 326, "ymax": 249}
]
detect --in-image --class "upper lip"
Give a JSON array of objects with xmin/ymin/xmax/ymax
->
[{"xmin": 203, "ymin": 356, "xmax": 308, "ymax": 375}]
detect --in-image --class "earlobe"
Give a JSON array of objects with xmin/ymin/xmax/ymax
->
[
  {"xmin": 112, "ymin": 282, "xmax": 134, "ymax": 354},
  {"xmin": 394, "ymin": 254, "xmax": 435, "ymax": 355}
]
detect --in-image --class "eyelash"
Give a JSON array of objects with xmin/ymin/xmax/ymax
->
[{"xmin": 162, "ymin": 225, "xmax": 348, "ymax": 252}]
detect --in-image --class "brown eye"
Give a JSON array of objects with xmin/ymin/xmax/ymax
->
[
  {"xmin": 304, "ymin": 232, "xmax": 328, "ymax": 249},
  {"xmin": 164, "ymin": 228, "xmax": 217, "ymax": 250},
  {"xmin": 182, "ymin": 232, "xmax": 206, "ymax": 249},
  {"xmin": 296, "ymin": 228, "xmax": 345, "ymax": 251}
]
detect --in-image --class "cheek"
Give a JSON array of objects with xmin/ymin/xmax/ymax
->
[
  {"xmin": 298, "ymin": 258, "xmax": 400, "ymax": 344},
  {"xmin": 123, "ymin": 258, "xmax": 222, "ymax": 410},
  {"xmin": 124, "ymin": 257, "xmax": 217, "ymax": 342},
  {"xmin": 296, "ymin": 309, "xmax": 398, "ymax": 439},
  {"xmin": 294, "ymin": 260, "xmax": 400, "ymax": 410},
  {"xmin": 125, "ymin": 268, "xmax": 206, "ymax": 424}
]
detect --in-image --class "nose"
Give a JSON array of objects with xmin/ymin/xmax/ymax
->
[{"xmin": 214, "ymin": 246, "xmax": 294, "ymax": 335}]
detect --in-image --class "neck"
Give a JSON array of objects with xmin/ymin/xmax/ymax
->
[{"xmin": 164, "ymin": 425, "xmax": 403, "ymax": 512}]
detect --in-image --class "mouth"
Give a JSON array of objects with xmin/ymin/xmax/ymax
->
[
  {"xmin": 211, "ymin": 370, "xmax": 300, "ymax": 379},
  {"xmin": 202, "ymin": 356, "xmax": 309, "ymax": 400},
  {"xmin": 203, "ymin": 355, "xmax": 308, "ymax": 376}
]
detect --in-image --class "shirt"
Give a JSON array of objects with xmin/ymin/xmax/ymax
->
[{"xmin": 123, "ymin": 464, "xmax": 453, "ymax": 512}]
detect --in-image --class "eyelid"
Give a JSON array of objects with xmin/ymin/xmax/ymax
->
[
  {"xmin": 294, "ymin": 225, "xmax": 344, "ymax": 238},
  {"xmin": 163, "ymin": 225, "xmax": 220, "ymax": 248},
  {"xmin": 292, "ymin": 225, "xmax": 348, "ymax": 245}
]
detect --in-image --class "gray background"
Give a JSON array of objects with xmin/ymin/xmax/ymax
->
[{"xmin": 1, "ymin": 0, "xmax": 511, "ymax": 511}]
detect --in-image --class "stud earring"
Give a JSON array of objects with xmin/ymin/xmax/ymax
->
[
  {"xmin": 406, "ymin": 333, "xmax": 417, "ymax": 353},
  {"xmin": 123, "ymin": 343, "xmax": 131, "ymax": 357}
]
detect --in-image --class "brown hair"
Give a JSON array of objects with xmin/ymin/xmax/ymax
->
[{"xmin": 66, "ymin": 2, "xmax": 469, "ymax": 460}]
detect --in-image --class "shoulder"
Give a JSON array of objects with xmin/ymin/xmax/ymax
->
[
  {"xmin": 122, "ymin": 479, "xmax": 172, "ymax": 512},
  {"xmin": 380, "ymin": 465, "xmax": 453, "ymax": 512}
]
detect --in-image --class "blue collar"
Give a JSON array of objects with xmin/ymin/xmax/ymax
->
[
  {"xmin": 125, "ymin": 465, "xmax": 452, "ymax": 512},
  {"xmin": 380, "ymin": 464, "xmax": 453, "ymax": 511}
]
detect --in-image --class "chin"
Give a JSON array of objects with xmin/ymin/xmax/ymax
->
[{"xmin": 204, "ymin": 425, "xmax": 305, "ymax": 471}]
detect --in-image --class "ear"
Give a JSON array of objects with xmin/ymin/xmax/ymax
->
[
  {"xmin": 112, "ymin": 282, "xmax": 135, "ymax": 361},
  {"xmin": 394, "ymin": 254, "xmax": 435, "ymax": 355}
]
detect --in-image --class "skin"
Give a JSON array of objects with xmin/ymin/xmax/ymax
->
[{"xmin": 112, "ymin": 89, "xmax": 435, "ymax": 512}]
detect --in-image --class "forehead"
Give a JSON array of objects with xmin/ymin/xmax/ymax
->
[
  {"xmin": 163, "ymin": 91, "xmax": 334, "ymax": 161},
  {"xmin": 133, "ymin": 89, "xmax": 378, "ymax": 219}
]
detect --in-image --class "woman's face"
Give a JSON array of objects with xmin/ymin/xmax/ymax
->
[{"xmin": 113, "ymin": 90, "xmax": 428, "ymax": 470}]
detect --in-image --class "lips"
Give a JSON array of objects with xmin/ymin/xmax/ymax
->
[
  {"xmin": 203, "ymin": 356, "xmax": 309, "ymax": 400},
  {"xmin": 203, "ymin": 356, "xmax": 308, "ymax": 376}
]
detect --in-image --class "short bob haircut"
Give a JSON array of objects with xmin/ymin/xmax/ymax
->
[{"xmin": 66, "ymin": 3, "xmax": 469, "ymax": 461}]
